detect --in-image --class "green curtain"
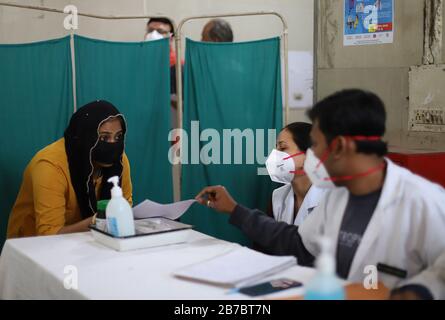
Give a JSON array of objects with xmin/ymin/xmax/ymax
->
[
  {"xmin": 0, "ymin": 37, "xmax": 73, "ymax": 248},
  {"xmin": 74, "ymin": 36, "xmax": 173, "ymax": 206},
  {"xmin": 181, "ymin": 37, "xmax": 283, "ymax": 245}
]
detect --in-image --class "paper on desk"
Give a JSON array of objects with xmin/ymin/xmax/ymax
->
[
  {"xmin": 173, "ymin": 247, "xmax": 297, "ymax": 288},
  {"xmin": 132, "ymin": 199, "xmax": 196, "ymax": 220}
]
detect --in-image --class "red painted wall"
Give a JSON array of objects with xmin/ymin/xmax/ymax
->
[{"xmin": 388, "ymin": 152, "xmax": 445, "ymax": 188}]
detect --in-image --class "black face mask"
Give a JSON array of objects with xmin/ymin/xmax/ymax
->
[{"xmin": 92, "ymin": 140, "xmax": 124, "ymax": 165}]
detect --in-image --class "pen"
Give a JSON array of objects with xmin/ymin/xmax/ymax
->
[{"xmin": 226, "ymin": 288, "xmax": 239, "ymax": 295}]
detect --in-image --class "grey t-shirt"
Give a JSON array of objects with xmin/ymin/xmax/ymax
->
[{"xmin": 336, "ymin": 189, "xmax": 382, "ymax": 279}]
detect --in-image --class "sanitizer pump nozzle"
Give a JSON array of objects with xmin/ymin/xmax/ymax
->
[
  {"xmin": 317, "ymin": 237, "xmax": 335, "ymax": 275},
  {"xmin": 304, "ymin": 236, "xmax": 345, "ymax": 300},
  {"xmin": 108, "ymin": 176, "xmax": 123, "ymax": 198}
]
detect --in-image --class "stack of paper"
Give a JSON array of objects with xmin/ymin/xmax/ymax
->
[{"xmin": 173, "ymin": 247, "xmax": 296, "ymax": 288}]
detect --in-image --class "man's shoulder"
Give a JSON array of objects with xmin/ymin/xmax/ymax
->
[
  {"xmin": 391, "ymin": 160, "xmax": 444, "ymax": 192},
  {"xmin": 387, "ymin": 159, "xmax": 445, "ymax": 207}
]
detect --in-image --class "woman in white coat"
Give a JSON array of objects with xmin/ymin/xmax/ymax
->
[
  {"xmin": 195, "ymin": 122, "xmax": 327, "ymax": 256},
  {"xmin": 267, "ymin": 122, "xmax": 325, "ymax": 226}
]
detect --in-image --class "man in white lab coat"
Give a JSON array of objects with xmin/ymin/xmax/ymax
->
[
  {"xmin": 196, "ymin": 89, "xmax": 445, "ymax": 299},
  {"xmin": 299, "ymin": 89, "xmax": 445, "ymax": 299}
]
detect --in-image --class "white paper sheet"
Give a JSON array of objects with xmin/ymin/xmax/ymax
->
[{"xmin": 132, "ymin": 199, "xmax": 196, "ymax": 220}]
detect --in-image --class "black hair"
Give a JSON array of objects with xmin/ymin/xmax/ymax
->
[
  {"xmin": 307, "ymin": 89, "xmax": 388, "ymax": 156},
  {"xmin": 206, "ymin": 19, "xmax": 234, "ymax": 42},
  {"xmin": 147, "ymin": 17, "xmax": 175, "ymax": 35},
  {"xmin": 283, "ymin": 122, "xmax": 312, "ymax": 152}
]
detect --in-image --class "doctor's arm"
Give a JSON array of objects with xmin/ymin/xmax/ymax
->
[
  {"xmin": 391, "ymin": 251, "xmax": 445, "ymax": 300},
  {"xmin": 391, "ymin": 201, "xmax": 445, "ymax": 300},
  {"xmin": 195, "ymin": 186, "xmax": 315, "ymax": 266}
]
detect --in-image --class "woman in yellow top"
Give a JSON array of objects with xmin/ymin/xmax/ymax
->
[{"xmin": 7, "ymin": 100, "xmax": 132, "ymax": 238}]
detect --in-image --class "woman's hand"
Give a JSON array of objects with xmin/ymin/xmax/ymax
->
[{"xmin": 195, "ymin": 185, "xmax": 238, "ymax": 214}]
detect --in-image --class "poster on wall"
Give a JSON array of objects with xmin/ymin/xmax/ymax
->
[{"xmin": 343, "ymin": 0, "xmax": 394, "ymax": 46}]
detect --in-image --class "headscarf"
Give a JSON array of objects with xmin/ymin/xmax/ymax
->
[{"xmin": 64, "ymin": 100, "xmax": 127, "ymax": 218}]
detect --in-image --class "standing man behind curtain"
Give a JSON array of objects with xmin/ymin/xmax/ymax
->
[{"xmin": 144, "ymin": 17, "xmax": 182, "ymax": 129}]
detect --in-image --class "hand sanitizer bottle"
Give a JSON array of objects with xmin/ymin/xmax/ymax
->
[
  {"xmin": 106, "ymin": 176, "xmax": 135, "ymax": 237},
  {"xmin": 304, "ymin": 237, "xmax": 345, "ymax": 300}
]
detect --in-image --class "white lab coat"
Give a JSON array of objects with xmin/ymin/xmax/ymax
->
[
  {"xmin": 299, "ymin": 158, "xmax": 445, "ymax": 299},
  {"xmin": 272, "ymin": 184, "xmax": 325, "ymax": 226}
]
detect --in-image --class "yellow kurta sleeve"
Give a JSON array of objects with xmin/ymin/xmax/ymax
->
[
  {"xmin": 121, "ymin": 153, "xmax": 133, "ymax": 207},
  {"xmin": 31, "ymin": 159, "xmax": 68, "ymax": 235}
]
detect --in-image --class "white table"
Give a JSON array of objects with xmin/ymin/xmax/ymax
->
[{"xmin": 0, "ymin": 230, "xmax": 316, "ymax": 300}]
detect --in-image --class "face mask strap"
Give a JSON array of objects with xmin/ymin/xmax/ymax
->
[
  {"xmin": 327, "ymin": 162, "xmax": 386, "ymax": 182},
  {"xmin": 281, "ymin": 151, "xmax": 306, "ymax": 176},
  {"xmin": 316, "ymin": 138, "xmax": 339, "ymax": 170},
  {"xmin": 283, "ymin": 151, "xmax": 305, "ymax": 160},
  {"xmin": 290, "ymin": 169, "xmax": 306, "ymax": 175},
  {"xmin": 314, "ymin": 135, "xmax": 384, "ymax": 182},
  {"xmin": 315, "ymin": 136, "xmax": 382, "ymax": 169},
  {"xmin": 345, "ymin": 135, "xmax": 382, "ymax": 142}
]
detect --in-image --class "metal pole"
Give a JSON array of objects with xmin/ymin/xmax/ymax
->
[
  {"xmin": 70, "ymin": 31, "xmax": 77, "ymax": 112},
  {"xmin": 178, "ymin": 11, "xmax": 288, "ymax": 24},
  {"xmin": 174, "ymin": 29, "xmax": 183, "ymax": 203},
  {"xmin": 283, "ymin": 29, "xmax": 289, "ymax": 125}
]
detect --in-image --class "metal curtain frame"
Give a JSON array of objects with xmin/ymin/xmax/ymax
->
[
  {"xmin": 0, "ymin": 1, "xmax": 177, "ymax": 112},
  {"xmin": 0, "ymin": 4, "xmax": 291, "ymax": 202},
  {"xmin": 174, "ymin": 11, "xmax": 289, "ymax": 201},
  {"xmin": 0, "ymin": 1, "xmax": 178, "ymax": 200}
]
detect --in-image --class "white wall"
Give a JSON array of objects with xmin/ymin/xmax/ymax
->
[{"xmin": 316, "ymin": 0, "xmax": 445, "ymax": 152}]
